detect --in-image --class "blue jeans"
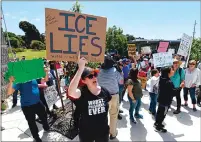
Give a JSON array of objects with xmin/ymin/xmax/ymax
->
[
  {"xmin": 149, "ymin": 92, "xmax": 158, "ymax": 114},
  {"xmin": 183, "ymin": 87, "xmax": 196, "ymax": 104},
  {"xmin": 13, "ymin": 90, "xmax": 18, "ymax": 105},
  {"xmin": 128, "ymin": 96, "xmax": 142, "ymax": 119},
  {"xmin": 119, "ymin": 85, "xmax": 124, "ymax": 104}
]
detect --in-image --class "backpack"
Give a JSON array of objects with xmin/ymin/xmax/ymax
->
[{"xmin": 153, "ymin": 81, "xmax": 159, "ymax": 94}]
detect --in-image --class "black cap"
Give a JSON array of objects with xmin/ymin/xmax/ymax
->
[{"xmin": 81, "ymin": 68, "xmax": 93, "ymax": 80}]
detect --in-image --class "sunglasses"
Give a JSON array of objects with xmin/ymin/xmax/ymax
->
[
  {"xmin": 86, "ymin": 72, "xmax": 98, "ymax": 79},
  {"xmin": 189, "ymin": 64, "xmax": 195, "ymax": 66}
]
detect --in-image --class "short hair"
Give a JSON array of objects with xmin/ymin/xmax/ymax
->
[{"xmin": 151, "ymin": 69, "xmax": 158, "ymax": 76}]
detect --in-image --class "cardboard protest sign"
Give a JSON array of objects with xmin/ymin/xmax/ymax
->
[
  {"xmin": 157, "ymin": 42, "xmax": 169, "ymax": 53},
  {"xmin": 141, "ymin": 46, "xmax": 151, "ymax": 54},
  {"xmin": 127, "ymin": 44, "xmax": 136, "ymax": 56},
  {"xmin": 168, "ymin": 49, "xmax": 175, "ymax": 54},
  {"xmin": 138, "ymin": 76, "xmax": 147, "ymax": 89},
  {"xmin": 45, "ymin": 8, "xmax": 107, "ymax": 63},
  {"xmin": 44, "ymin": 85, "xmax": 59, "ymax": 108},
  {"xmin": 6, "ymin": 59, "xmax": 45, "ymax": 84},
  {"xmin": 153, "ymin": 52, "xmax": 173, "ymax": 68},
  {"xmin": 177, "ymin": 33, "xmax": 193, "ymax": 57},
  {"xmin": 57, "ymin": 68, "xmax": 64, "ymax": 76}
]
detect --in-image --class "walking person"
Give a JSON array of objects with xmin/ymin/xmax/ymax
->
[
  {"xmin": 171, "ymin": 59, "xmax": 185, "ymax": 114},
  {"xmin": 97, "ymin": 55, "xmax": 123, "ymax": 139},
  {"xmin": 68, "ymin": 57, "xmax": 111, "ymax": 142},
  {"xmin": 148, "ymin": 69, "xmax": 160, "ymax": 116},
  {"xmin": 126, "ymin": 68, "xmax": 143, "ymax": 124},
  {"xmin": 7, "ymin": 69, "xmax": 50, "ymax": 142},
  {"xmin": 183, "ymin": 60, "xmax": 200, "ymax": 111},
  {"xmin": 154, "ymin": 67, "xmax": 184, "ymax": 133}
]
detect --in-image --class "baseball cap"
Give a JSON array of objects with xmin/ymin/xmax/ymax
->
[{"xmin": 81, "ymin": 68, "xmax": 99, "ymax": 80}]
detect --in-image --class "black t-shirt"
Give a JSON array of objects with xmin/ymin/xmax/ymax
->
[{"xmin": 75, "ymin": 86, "xmax": 111, "ymax": 137}]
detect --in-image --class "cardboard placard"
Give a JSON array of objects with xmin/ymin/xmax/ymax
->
[
  {"xmin": 157, "ymin": 42, "xmax": 169, "ymax": 53},
  {"xmin": 45, "ymin": 8, "xmax": 107, "ymax": 63},
  {"xmin": 138, "ymin": 76, "xmax": 147, "ymax": 89},
  {"xmin": 177, "ymin": 33, "xmax": 193, "ymax": 57},
  {"xmin": 168, "ymin": 49, "xmax": 175, "ymax": 54},
  {"xmin": 44, "ymin": 85, "xmax": 59, "ymax": 108},
  {"xmin": 127, "ymin": 44, "xmax": 136, "ymax": 56},
  {"xmin": 6, "ymin": 59, "xmax": 45, "ymax": 84},
  {"xmin": 141, "ymin": 46, "xmax": 151, "ymax": 54},
  {"xmin": 153, "ymin": 52, "xmax": 173, "ymax": 68}
]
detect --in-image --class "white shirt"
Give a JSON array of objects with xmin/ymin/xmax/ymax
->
[
  {"xmin": 184, "ymin": 68, "xmax": 200, "ymax": 88},
  {"xmin": 146, "ymin": 76, "xmax": 159, "ymax": 93}
]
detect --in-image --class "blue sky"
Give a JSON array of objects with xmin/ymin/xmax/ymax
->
[{"xmin": 2, "ymin": 1, "xmax": 200, "ymax": 40}]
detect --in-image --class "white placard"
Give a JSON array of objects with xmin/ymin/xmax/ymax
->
[
  {"xmin": 177, "ymin": 33, "xmax": 193, "ymax": 57},
  {"xmin": 57, "ymin": 68, "xmax": 64, "ymax": 76},
  {"xmin": 44, "ymin": 85, "xmax": 59, "ymax": 108},
  {"xmin": 168, "ymin": 49, "xmax": 175, "ymax": 54},
  {"xmin": 153, "ymin": 52, "xmax": 173, "ymax": 68},
  {"xmin": 141, "ymin": 46, "xmax": 151, "ymax": 54}
]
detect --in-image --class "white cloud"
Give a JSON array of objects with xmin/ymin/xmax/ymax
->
[
  {"xmin": 31, "ymin": 18, "xmax": 40, "ymax": 22},
  {"xmin": 19, "ymin": 17, "xmax": 28, "ymax": 21}
]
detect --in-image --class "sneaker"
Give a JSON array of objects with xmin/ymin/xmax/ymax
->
[
  {"xmin": 130, "ymin": 118, "xmax": 136, "ymax": 124},
  {"xmin": 134, "ymin": 114, "xmax": 143, "ymax": 119},
  {"xmin": 110, "ymin": 131, "xmax": 118, "ymax": 140},
  {"xmin": 155, "ymin": 127, "xmax": 167, "ymax": 133},
  {"xmin": 118, "ymin": 114, "xmax": 122, "ymax": 120},
  {"xmin": 182, "ymin": 103, "xmax": 188, "ymax": 107},
  {"xmin": 173, "ymin": 110, "xmax": 181, "ymax": 114},
  {"xmin": 193, "ymin": 107, "xmax": 197, "ymax": 111},
  {"xmin": 119, "ymin": 110, "xmax": 123, "ymax": 113},
  {"xmin": 197, "ymin": 104, "xmax": 201, "ymax": 107},
  {"xmin": 154, "ymin": 123, "xmax": 164, "ymax": 128}
]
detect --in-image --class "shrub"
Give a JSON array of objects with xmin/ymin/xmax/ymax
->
[
  {"xmin": 8, "ymin": 48, "xmax": 25, "ymax": 53},
  {"xmin": 9, "ymin": 37, "xmax": 21, "ymax": 48},
  {"xmin": 30, "ymin": 40, "xmax": 45, "ymax": 50}
]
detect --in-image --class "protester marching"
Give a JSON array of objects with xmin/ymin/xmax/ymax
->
[{"xmin": 1, "ymin": 2, "xmax": 201, "ymax": 142}]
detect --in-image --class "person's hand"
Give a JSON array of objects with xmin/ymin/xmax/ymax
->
[
  {"xmin": 44, "ymin": 67, "xmax": 49, "ymax": 73},
  {"xmin": 191, "ymin": 84, "xmax": 196, "ymax": 88},
  {"xmin": 77, "ymin": 51, "xmax": 88, "ymax": 70},
  {"xmin": 132, "ymin": 99, "xmax": 136, "ymax": 103},
  {"xmin": 9, "ymin": 76, "xmax": 15, "ymax": 83},
  {"xmin": 180, "ymin": 82, "xmax": 185, "ymax": 88}
]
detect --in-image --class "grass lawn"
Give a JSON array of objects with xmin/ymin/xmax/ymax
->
[{"xmin": 9, "ymin": 49, "xmax": 46, "ymax": 60}]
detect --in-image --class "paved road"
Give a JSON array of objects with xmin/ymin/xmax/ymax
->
[{"xmin": 1, "ymin": 91, "xmax": 201, "ymax": 141}]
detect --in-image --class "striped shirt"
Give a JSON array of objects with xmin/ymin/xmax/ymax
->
[{"xmin": 98, "ymin": 67, "xmax": 123, "ymax": 95}]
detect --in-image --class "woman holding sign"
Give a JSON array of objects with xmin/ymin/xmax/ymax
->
[{"xmin": 68, "ymin": 56, "xmax": 111, "ymax": 142}]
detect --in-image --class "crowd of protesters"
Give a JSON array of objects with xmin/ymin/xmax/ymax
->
[{"xmin": 3, "ymin": 50, "xmax": 201, "ymax": 142}]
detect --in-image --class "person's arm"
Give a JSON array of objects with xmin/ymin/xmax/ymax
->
[
  {"xmin": 127, "ymin": 85, "xmax": 135, "ymax": 102},
  {"xmin": 116, "ymin": 69, "xmax": 124, "ymax": 85},
  {"xmin": 68, "ymin": 57, "xmax": 87, "ymax": 99},
  {"xmin": 7, "ymin": 76, "xmax": 16, "ymax": 96},
  {"xmin": 44, "ymin": 68, "xmax": 49, "ymax": 82},
  {"xmin": 195, "ymin": 69, "xmax": 200, "ymax": 87}
]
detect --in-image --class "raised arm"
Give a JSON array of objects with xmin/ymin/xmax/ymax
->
[{"xmin": 68, "ymin": 57, "xmax": 87, "ymax": 99}]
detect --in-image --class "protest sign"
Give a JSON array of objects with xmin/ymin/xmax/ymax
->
[
  {"xmin": 177, "ymin": 33, "xmax": 193, "ymax": 57},
  {"xmin": 153, "ymin": 52, "xmax": 173, "ymax": 68},
  {"xmin": 138, "ymin": 76, "xmax": 147, "ymax": 89},
  {"xmin": 44, "ymin": 85, "xmax": 59, "ymax": 108},
  {"xmin": 127, "ymin": 44, "xmax": 136, "ymax": 56},
  {"xmin": 57, "ymin": 68, "xmax": 64, "ymax": 76},
  {"xmin": 45, "ymin": 8, "xmax": 107, "ymax": 63},
  {"xmin": 141, "ymin": 46, "xmax": 151, "ymax": 54},
  {"xmin": 157, "ymin": 42, "xmax": 169, "ymax": 53},
  {"xmin": 6, "ymin": 59, "xmax": 45, "ymax": 84},
  {"xmin": 168, "ymin": 49, "xmax": 175, "ymax": 54}
]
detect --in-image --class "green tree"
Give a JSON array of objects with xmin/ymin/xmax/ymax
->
[
  {"xmin": 9, "ymin": 37, "xmax": 21, "ymax": 48},
  {"xmin": 106, "ymin": 25, "xmax": 127, "ymax": 56},
  {"xmin": 71, "ymin": 0, "xmax": 82, "ymax": 13},
  {"xmin": 126, "ymin": 34, "xmax": 135, "ymax": 42},
  {"xmin": 19, "ymin": 21, "xmax": 41, "ymax": 48},
  {"xmin": 190, "ymin": 38, "xmax": 201, "ymax": 61},
  {"xmin": 30, "ymin": 40, "xmax": 45, "ymax": 50}
]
